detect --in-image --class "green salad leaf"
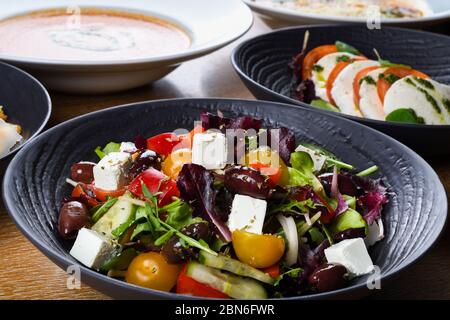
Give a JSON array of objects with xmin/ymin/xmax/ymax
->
[
  {"xmin": 290, "ymin": 151, "xmax": 324, "ymax": 192},
  {"xmin": 311, "ymin": 99, "xmax": 340, "ymax": 113},
  {"xmin": 95, "ymin": 142, "xmax": 121, "ymax": 159}
]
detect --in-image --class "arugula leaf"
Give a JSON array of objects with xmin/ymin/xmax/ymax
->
[
  {"xmin": 131, "ymin": 222, "xmax": 153, "ymax": 241},
  {"xmin": 91, "ymin": 197, "xmax": 118, "ymax": 223},
  {"xmin": 335, "ymin": 41, "xmax": 360, "ymax": 55},
  {"xmin": 386, "ymin": 108, "xmax": 425, "ymax": 124},
  {"xmin": 162, "ymin": 198, "xmax": 194, "ymax": 230},
  {"xmin": 290, "ymin": 152, "xmax": 324, "ymax": 192},
  {"xmin": 274, "ymin": 267, "xmax": 304, "ymax": 286},
  {"xmin": 154, "ymin": 230, "xmax": 175, "ymax": 246},
  {"xmin": 111, "ymin": 218, "xmax": 135, "ymax": 239}
]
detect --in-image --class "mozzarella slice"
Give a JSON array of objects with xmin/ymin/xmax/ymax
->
[
  {"xmin": 0, "ymin": 119, "xmax": 22, "ymax": 157},
  {"xmin": 384, "ymin": 76, "xmax": 449, "ymax": 125},
  {"xmin": 331, "ymin": 60, "xmax": 380, "ymax": 117},
  {"xmin": 430, "ymin": 81, "xmax": 450, "ymax": 124},
  {"xmin": 358, "ymin": 68, "xmax": 386, "ymax": 121},
  {"xmin": 311, "ymin": 52, "xmax": 359, "ymax": 102}
]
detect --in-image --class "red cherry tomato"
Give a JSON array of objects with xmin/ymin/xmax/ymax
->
[
  {"xmin": 128, "ymin": 167, "xmax": 179, "ymax": 206},
  {"xmin": 147, "ymin": 133, "xmax": 187, "ymax": 158},
  {"xmin": 185, "ymin": 125, "xmax": 205, "ymax": 149},
  {"xmin": 71, "ymin": 184, "xmax": 99, "ymax": 208},
  {"xmin": 248, "ymin": 162, "xmax": 282, "ymax": 186},
  {"xmin": 262, "ymin": 264, "xmax": 281, "ymax": 278},
  {"xmin": 93, "ymin": 187, "xmax": 126, "ymax": 202},
  {"xmin": 314, "ymin": 191, "xmax": 336, "ymax": 224},
  {"xmin": 176, "ymin": 265, "xmax": 228, "ymax": 298}
]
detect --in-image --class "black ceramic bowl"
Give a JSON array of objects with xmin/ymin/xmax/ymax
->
[
  {"xmin": 2, "ymin": 99, "xmax": 447, "ymax": 300},
  {"xmin": 232, "ymin": 25, "xmax": 450, "ymax": 156},
  {"xmin": 0, "ymin": 61, "xmax": 51, "ymax": 161}
]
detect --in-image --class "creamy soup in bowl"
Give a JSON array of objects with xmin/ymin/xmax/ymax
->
[{"xmin": 0, "ymin": 8, "xmax": 191, "ymax": 62}]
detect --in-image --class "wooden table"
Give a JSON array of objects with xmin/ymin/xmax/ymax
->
[{"xmin": 0, "ymin": 15, "xmax": 449, "ymax": 300}]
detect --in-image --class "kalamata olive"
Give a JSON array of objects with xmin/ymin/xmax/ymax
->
[
  {"xmin": 333, "ymin": 228, "xmax": 366, "ymax": 243},
  {"xmin": 224, "ymin": 166, "xmax": 271, "ymax": 199},
  {"xmin": 58, "ymin": 201, "xmax": 89, "ymax": 239},
  {"xmin": 161, "ymin": 223, "xmax": 211, "ymax": 263},
  {"xmin": 70, "ymin": 162, "xmax": 95, "ymax": 184},
  {"xmin": 308, "ymin": 263, "xmax": 347, "ymax": 293},
  {"xmin": 129, "ymin": 150, "xmax": 160, "ymax": 178}
]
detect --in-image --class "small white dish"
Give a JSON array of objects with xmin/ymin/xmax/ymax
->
[
  {"xmin": 244, "ymin": 0, "xmax": 450, "ymax": 26},
  {"xmin": 0, "ymin": 0, "xmax": 253, "ymax": 94}
]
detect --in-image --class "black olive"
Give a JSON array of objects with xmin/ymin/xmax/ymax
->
[
  {"xmin": 129, "ymin": 150, "xmax": 161, "ymax": 178},
  {"xmin": 224, "ymin": 166, "xmax": 271, "ymax": 199},
  {"xmin": 58, "ymin": 201, "xmax": 89, "ymax": 239},
  {"xmin": 333, "ymin": 228, "xmax": 367, "ymax": 243},
  {"xmin": 308, "ymin": 263, "xmax": 347, "ymax": 293},
  {"xmin": 70, "ymin": 162, "xmax": 95, "ymax": 184}
]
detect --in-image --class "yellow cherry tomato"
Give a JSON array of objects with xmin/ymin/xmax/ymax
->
[
  {"xmin": 232, "ymin": 230, "xmax": 285, "ymax": 268},
  {"xmin": 242, "ymin": 147, "xmax": 290, "ymax": 186},
  {"xmin": 125, "ymin": 252, "xmax": 181, "ymax": 291},
  {"xmin": 161, "ymin": 148, "xmax": 192, "ymax": 180}
]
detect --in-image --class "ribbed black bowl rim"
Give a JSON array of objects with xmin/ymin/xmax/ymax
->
[
  {"xmin": 231, "ymin": 24, "xmax": 450, "ymax": 130},
  {"xmin": 0, "ymin": 61, "xmax": 52, "ymax": 160},
  {"xmin": 2, "ymin": 98, "xmax": 448, "ymax": 300}
]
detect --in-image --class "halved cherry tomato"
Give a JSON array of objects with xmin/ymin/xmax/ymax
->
[
  {"xmin": 262, "ymin": 264, "xmax": 281, "ymax": 278},
  {"xmin": 147, "ymin": 133, "xmax": 187, "ymax": 158},
  {"xmin": 326, "ymin": 56, "xmax": 367, "ymax": 106},
  {"xmin": 232, "ymin": 230, "xmax": 285, "ymax": 268},
  {"xmin": 353, "ymin": 66, "xmax": 381, "ymax": 107},
  {"xmin": 185, "ymin": 125, "xmax": 205, "ymax": 149},
  {"xmin": 93, "ymin": 187, "xmax": 126, "ymax": 202},
  {"xmin": 248, "ymin": 162, "xmax": 282, "ymax": 187},
  {"xmin": 302, "ymin": 45, "xmax": 338, "ymax": 80},
  {"xmin": 71, "ymin": 184, "xmax": 98, "ymax": 208},
  {"xmin": 161, "ymin": 149, "xmax": 192, "ymax": 180},
  {"xmin": 125, "ymin": 252, "xmax": 181, "ymax": 292},
  {"xmin": 377, "ymin": 67, "xmax": 429, "ymax": 103},
  {"xmin": 128, "ymin": 167, "xmax": 180, "ymax": 206},
  {"xmin": 243, "ymin": 148, "xmax": 290, "ymax": 187},
  {"xmin": 314, "ymin": 191, "xmax": 336, "ymax": 224},
  {"xmin": 176, "ymin": 265, "xmax": 228, "ymax": 298}
]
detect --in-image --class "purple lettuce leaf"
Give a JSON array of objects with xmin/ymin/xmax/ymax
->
[
  {"xmin": 268, "ymin": 127, "xmax": 296, "ymax": 165},
  {"xmin": 200, "ymin": 112, "xmax": 262, "ymax": 132},
  {"xmin": 176, "ymin": 164, "xmax": 232, "ymax": 242},
  {"xmin": 330, "ymin": 167, "xmax": 349, "ymax": 216},
  {"xmin": 357, "ymin": 191, "xmax": 388, "ymax": 225}
]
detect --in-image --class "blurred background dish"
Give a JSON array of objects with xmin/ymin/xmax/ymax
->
[
  {"xmin": 232, "ymin": 25, "xmax": 450, "ymax": 156},
  {"xmin": 0, "ymin": 0, "xmax": 253, "ymax": 94},
  {"xmin": 0, "ymin": 62, "xmax": 51, "ymax": 162},
  {"xmin": 244, "ymin": 0, "xmax": 450, "ymax": 26}
]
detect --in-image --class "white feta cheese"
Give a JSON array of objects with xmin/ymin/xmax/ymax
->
[
  {"xmin": 192, "ymin": 131, "xmax": 228, "ymax": 170},
  {"xmin": 365, "ymin": 219, "xmax": 384, "ymax": 247},
  {"xmin": 295, "ymin": 145, "xmax": 327, "ymax": 172},
  {"xmin": 93, "ymin": 152, "xmax": 131, "ymax": 191},
  {"xmin": 324, "ymin": 238, "xmax": 374, "ymax": 277},
  {"xmin": 228, "ymin": 194, "xmax": 267, "ymax": 235},
  {"xmin": 70, "ymin": 228, "xmax": 117, "ymax": 270},
  {"xmin": 119, "ymin": 142, "xmax": 137, "ymax": 153}
]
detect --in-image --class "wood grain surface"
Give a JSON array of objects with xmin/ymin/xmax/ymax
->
[{"xmin": 0, "ymin": 15, "xmax": 449, "ymax": 300}]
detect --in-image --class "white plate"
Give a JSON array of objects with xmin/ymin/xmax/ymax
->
[
  {"xmin": 0, "ymin": 0, "xmax": 253, "ymax": 94},
  {"xmin": 244, "ymin": 0, "xmax": 450, "ymax": 26}
]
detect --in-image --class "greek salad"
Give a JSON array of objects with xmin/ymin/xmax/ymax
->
[
  {"xmin": 291, "ymin": 33, "xmax": 450, "ymax": 125},
  {"xmin": 59, "ymin": 112, "xmax": 388, "ymax": 299}
]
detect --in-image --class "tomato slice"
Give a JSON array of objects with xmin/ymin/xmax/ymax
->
[
  {"xmin": 71, "ymin": 183, "xmax": 99, "ymax": 208},
  {"xmin": 326, "ymin": 57, "xmax": 367, "ymax": 106},
  {"xmin": 353, "ymin": 66, "xmax": 381, "ymax": 107},
  {"xmin": 377, "ymin": 67, "xmax": 429, "ymax": 103},
  {"xmin": 147, "ymin": 133, "xmax": 187, "ymax": 158},
  {"xmin": 248, "ymin": 162, "xmax": 282, "ymax": 187},
  {"xmin": 262, "ymin": 264, "xmax": 281, "ymax": 278},
  {"xmin": 93, "ymin": 187, "xmax": 126, "ymax": 202},
  {"xmin": 176, "ymin": 265, "xmax": 228, "ymax": 298},
  {"xmin": 128, "ymin": 167, "xmax": 179, "ymax": 206},
  {"xmin": 302, "ymin": 45, "xmax": 338, "ymax": 80}
]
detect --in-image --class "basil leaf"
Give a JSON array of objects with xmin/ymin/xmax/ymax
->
[
  {"xmin": 385, "ymin": 108, "xmax": 425, "ymax": 124},
  {"xmin": 335, "ymin": 41, "xmax": 360, "ymax": 55}
]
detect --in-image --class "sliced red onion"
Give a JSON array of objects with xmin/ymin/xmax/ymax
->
[{"xmin": 276, "ymin": 214, "xmax": 299, "ymax": 266}]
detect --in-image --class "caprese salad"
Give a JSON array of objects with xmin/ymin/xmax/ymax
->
[
  {"xmin": 59, "ymin": 112, "xmax": 388, "ymax": 299},
  {"xmin": 291, "ymin": 33, "xmax": 450, "ymax": 125}
]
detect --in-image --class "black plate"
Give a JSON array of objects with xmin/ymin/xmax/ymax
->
[
  {"xmin": 231, "ymin": 25, "xmax": 450, "ymax": 156},
  {"xmin": 0, "ymin": 61, "xmax": 51, "ymax": 161},
  {"xmin": 2, "ymin": 98, "xmax": 447, "ymax": 300}
]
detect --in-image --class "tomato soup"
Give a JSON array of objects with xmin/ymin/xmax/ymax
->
[{"xmin": 0, "ymin": 8, "xmax": 191, "ymax": 61}]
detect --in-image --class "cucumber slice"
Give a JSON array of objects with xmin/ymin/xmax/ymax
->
[
  {"xmin": 92, "ymin": 192, "xmax": 136, "ymax": 238},
  {"xmin": 186, "ymin": 261, "xmax": 268, "ymax": 300},
  {"xmin": 198, "ymin": 251, "xmax": 275, "ymax": 285}
]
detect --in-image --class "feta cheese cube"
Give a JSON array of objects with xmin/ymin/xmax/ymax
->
[
  {"xmin": 324, "ymin": 238, "xmax": 374, "ymax": 277},
  {"xmin": 365, "ymin": 219, "xmax": 384, "ymax": 247},
  {"xmin": 192, "ymin": 132, "xmax": 228, "ymax": 170},
  {"xmin": 119, "ymin": 142, "xmax": 137, "ymax": 153},
  {"xmin": 295, "ymin": 145, "xmax": 327, "ymax": 172},
  {"xmin": 228, "ymin": 194, "xmax": 267, "ymax": 234},
  {"xmin": 70, "ymin": 228, "xmax": 117, "ymax": 270},
  {"xmin": 93, "ymin": 152, "xmax": 131, "ymax": 191}
]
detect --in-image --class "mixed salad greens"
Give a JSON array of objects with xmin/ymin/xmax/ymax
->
[
  {"xmin": 290, "ymin": 32, "xmax": 450, "ymax": 125},
  {"xmin": 59, "ymin": 112, "xmax": 388, "ymax": 299}
]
